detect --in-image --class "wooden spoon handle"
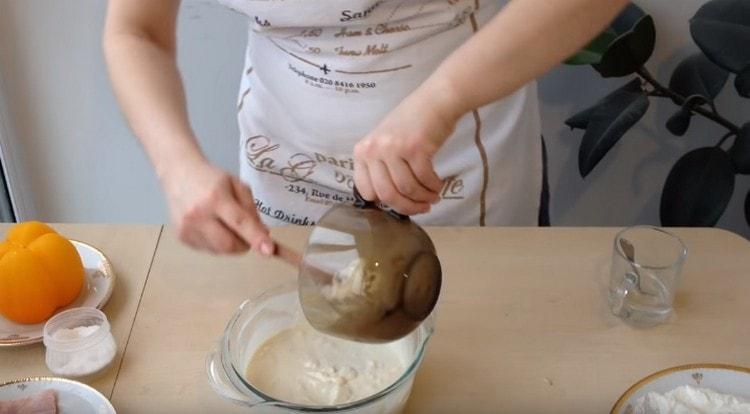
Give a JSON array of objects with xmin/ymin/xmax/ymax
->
[{"xmin": 274, "ymin": 243, "xmax": 302, "ymax": 268}]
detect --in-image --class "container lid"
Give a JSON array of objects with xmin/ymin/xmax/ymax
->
[{"xmin": 43, "ymin": 307, "xmax": 111, "ymax": 352}]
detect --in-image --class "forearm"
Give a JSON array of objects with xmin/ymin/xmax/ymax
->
[
  {"xmin": 419, "ymin": 0, "xmax": 630, "ymax": 121},
  {"xmin": 103, "ymin": 23, "xmax": 204, "ymax": 181}
]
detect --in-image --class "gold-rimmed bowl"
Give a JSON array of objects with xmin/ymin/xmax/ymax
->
[
  {"xmin": 611, "ymin": 363, "xmax": 750, "ymax": 413},
  {"xmin": 0, "ymin": 376, "xmax": 115, "ymax": 413}
]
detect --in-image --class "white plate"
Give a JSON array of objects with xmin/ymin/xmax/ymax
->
[
  {"xmin": 0, "ymin": 377, "xmax": 115, "ymax": 414},
  {"xmin": 0, "ymin": 240, "xmax": 116, "ymax": 347},
  {"xmin": 611, "ymin": 363, "xmax": 750, "ymax": 413}
]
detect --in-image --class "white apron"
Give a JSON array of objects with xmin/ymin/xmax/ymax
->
[{"xmin": 215, "ymin": 0, "xmax": 542, "ymax": 226}]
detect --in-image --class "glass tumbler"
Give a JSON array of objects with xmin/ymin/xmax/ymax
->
[{"xmin": 609, "ymin": 226, "xmax": 688, "ymax": 326}]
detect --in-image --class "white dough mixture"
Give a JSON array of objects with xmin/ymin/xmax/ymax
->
[
  {"xmin": 245, "ymin": 322, "xmax": 407, "ymax": 406},
  {"xmin": 633, "ymin": 385, "xmax": 750, "ymax": 414}
]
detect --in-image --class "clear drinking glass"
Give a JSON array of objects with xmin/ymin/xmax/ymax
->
[{"xmin": 609, "ymin": 226, "xmax": 688, "ymax": 326}]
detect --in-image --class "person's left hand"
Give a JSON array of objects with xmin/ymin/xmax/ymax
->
[{"xmin": 354, "ymin": 91, "xmax": 459, "ymax": 215}]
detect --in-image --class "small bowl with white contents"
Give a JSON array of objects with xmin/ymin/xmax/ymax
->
[
  {"xmin": 611, "ymin": 363, "xmax": 750, "ymax": 413},
  {"xmin": 206, "ymin": 283, "xmax": 434, "ymax": 413},
  {"xmin": 43, "ymin": 307, "xmax": 117, "ymax": 378}
]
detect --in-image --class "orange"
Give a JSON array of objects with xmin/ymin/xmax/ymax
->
[
  {"xmin": 0, "ymin": 241, "xmax": 12, "ymax": 258},
  {"xmin": 7, "ymin": 221, "xmax": 55, "ymax": 247},
  {"xmin": 0, "ymin": 248, "xmax": 58, "ymax": 324},
  {"xmin": 29, "ymin": 233, "xmax": 85, "ymax": 306},
  {"xmin": 0, "ymin": 222, "xmax": 85, "ymax": 324}
]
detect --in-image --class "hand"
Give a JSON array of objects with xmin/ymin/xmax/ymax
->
[
  {"xmin": 354, "ymin": 91, "xmax": 458, "ymax": 215},
  {"xmin": 161, "ymin": 159, "xmax": 274, "ymax": 255}
]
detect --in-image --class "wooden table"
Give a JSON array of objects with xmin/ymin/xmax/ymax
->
[{"xmin": 2, "ymin": 226, "xmax": 750, "ymax": 413}]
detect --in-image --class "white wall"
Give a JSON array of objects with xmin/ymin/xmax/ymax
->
[
  {"xmin": 0, "ymin": 0, "xmax": 245, "ymax": 222},
  {"xmin": 0, "ymin": 0, "xmax": 748, "ymax": 238}
]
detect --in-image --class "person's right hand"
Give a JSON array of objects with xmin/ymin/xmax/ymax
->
[{"xmin": 161, "ymin": 159, "xmax": 274, "ymax": 255}]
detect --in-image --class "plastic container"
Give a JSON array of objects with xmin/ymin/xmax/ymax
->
[
  {"xmin": 207, "ymin": 283, "xmax": 434, "ymax": 413},
  {"xmin": 43, "ymin": 307, "xmax": 116, "ymax": 378}
]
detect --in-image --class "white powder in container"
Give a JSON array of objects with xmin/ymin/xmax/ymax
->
[
  {"xmin": 632, "ymin": 385, "xmax": 750, "ymax": 414},
  {"xmin": 47, "ymin": 325, "xmax": 117, "ymax": 377}
]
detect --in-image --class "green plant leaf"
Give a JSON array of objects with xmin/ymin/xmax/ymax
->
[
  {"xmin": 593, "ymin": 4, "xmax": 656, "ymax": 78},
  {"xmin": 665, "ymin": 95, "xmax": 706, "ymax": 137},
  {"xmin": 666, "ymin": 107, "xmax": 693, "ymax": 137},
  {"xmin": 578, "ymin": 79, "xmax": 649, "ymax": 177},
  {"xmin": 729, "ymin": 123, "xmax": 750, "ymax": 173},
  {"xmin": 565, "ymin": 29, "xmax": 618, "ymax": 65},
  {"xmin": 609, "ymin": 2, "xmax": 647, "ymax": 33},
  {"xmin": 565, "ymin": 106, "xmax": 597, "ymax": 130},
  {"xmin": 736, "ymin": 64, "xmax": 750, "ymax": 98},
  {"xmin": 690, "ymin": 0, "xmax": 750, "ymax": 73},
  {"xmin": 660, "ymin": 147, "xmax": 735, "ymax": 226},
  {"xmin": 668, "ymin": 53, "xmax": 729, "ymax": 104}
]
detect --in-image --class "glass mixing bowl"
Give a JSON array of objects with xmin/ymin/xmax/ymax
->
[{"xmin": 206, "ymin": 283, "xmax": 434, "ymax": 413}]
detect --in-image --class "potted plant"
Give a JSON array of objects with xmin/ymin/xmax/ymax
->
[{"xmin": 565, "ymin": 0, "xmax": 750, "ymax": 228}]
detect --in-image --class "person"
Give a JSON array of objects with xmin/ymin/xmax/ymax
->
[{"xmin": 104, "ymin": 0, "xmax": 628, "ymax": 256}]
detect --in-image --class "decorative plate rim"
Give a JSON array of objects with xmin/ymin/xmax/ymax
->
[
  {"xmin": 0, "ymin": 240, "xmax": 116, "ymax": 347},
  {"xmin": 72, "ymin": 240, "xmax": 117, "ymax": 312},
  {"xmin": 0, "ymin": 376, "xmax": 115, "ymax": 412},
  {"xmin": 610, "ymin": 363, "xmax": 750, "ymax": 413}
]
